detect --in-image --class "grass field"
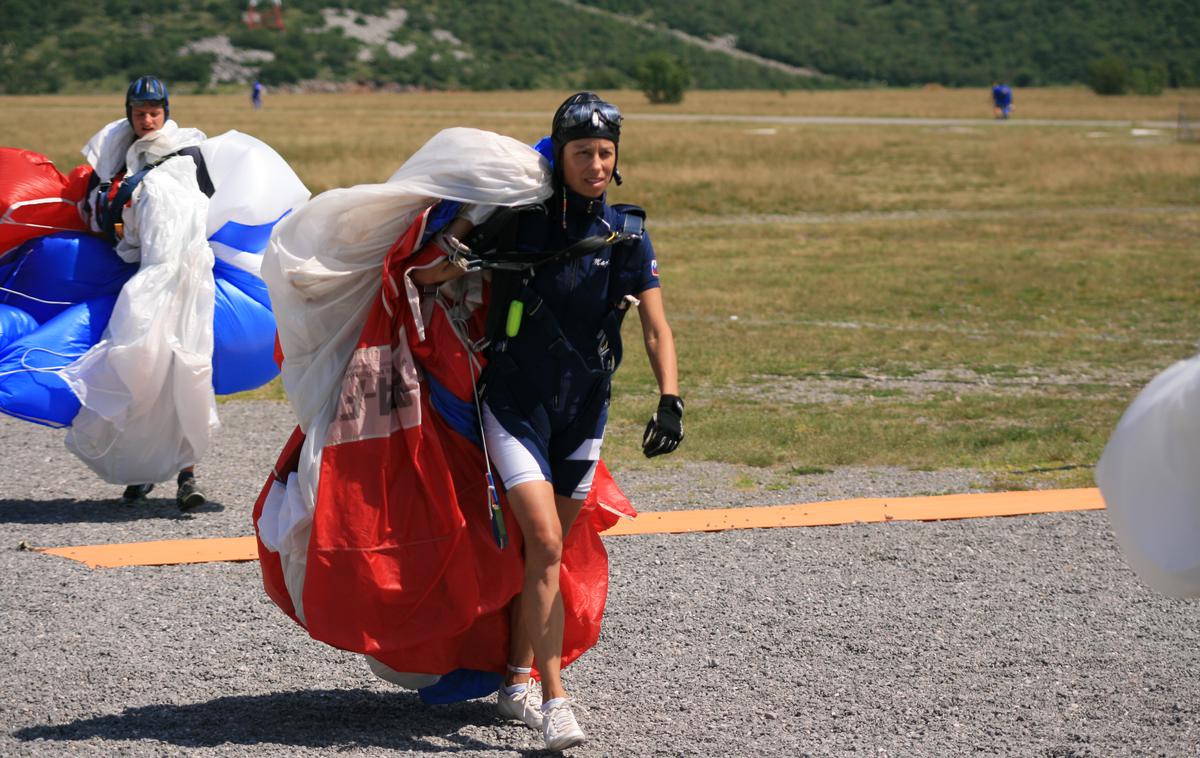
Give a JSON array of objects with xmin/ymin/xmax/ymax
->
[{"xmin": 3, "ymin": 88, "xmax": 1198, "ymax": 489}]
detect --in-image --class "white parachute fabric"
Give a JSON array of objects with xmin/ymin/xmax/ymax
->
[
  {"xmin": 257, "ymin": 419, "xmax": 325, "ymax": 625},
  {"xmin": 263, "ymin": 126, "xmax": 551, "ymax": 434},
  {"xmin": 364, "ymin": 656, "xmax": 441, "ymax": 690},
  {"xmin": 123, "ymin": 120, "xmax": 208, "ymax": 175},
  {"xmin": 81, "ymin": 118, "xmax": 135, "ymax": 183},
  {"xmin": 1095, "ymin": 354, "xmax": 1200, "ymax": 597},
  {"xmin": 258, "ymin": 128, "xmax": 551, "ymax": 672},
  {"xmin": 201, "ymin": 130, "xmax": 310, "ymax": 274},
  {"xmin": 82, "ymin": 118, "xmax": 207, "ymax": 182},
  {"xmin": 61, "ymin": 156, "xmax": 218, "ymax": 484}
]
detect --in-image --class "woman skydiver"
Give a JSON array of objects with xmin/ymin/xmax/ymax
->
[{"xmin": 412, "ymin": 92, "xmax": 685, "ymax": 752}]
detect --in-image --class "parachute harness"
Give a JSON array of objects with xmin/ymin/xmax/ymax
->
[
  {"xmin": 424, "ymin": 201, "xmax": 644, "ymax": 549},
  {"xmin": 94, "ymin": 146, "xmax": 215, "ymax": 244}
]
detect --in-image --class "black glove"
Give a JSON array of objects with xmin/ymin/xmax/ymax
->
[{"xmin": 642, "ymin": 394, "xmax": 684, "ymax": 458}]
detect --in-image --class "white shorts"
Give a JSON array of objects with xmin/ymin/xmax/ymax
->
[{"xmin": 481, "ymin": 404, "xmax": 602, "ymax": 500}]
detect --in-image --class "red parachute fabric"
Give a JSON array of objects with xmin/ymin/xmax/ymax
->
[
  {"xmin": 0, "ymin": 149, "xmax": 91, "ymax": 255},
  {"xmin": 253, "ymin": 206, "xmax": 634, "ymax": 679}
]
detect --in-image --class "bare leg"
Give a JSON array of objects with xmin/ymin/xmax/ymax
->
[
  {"xmin": 503, "ymin": 480, "xmax": 584, "ymax": 700},
  {"xmin": 505, "ymin": 592, "xmax": 534, "ymax": 686}
]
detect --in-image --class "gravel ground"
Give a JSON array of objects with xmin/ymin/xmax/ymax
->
[{"xmin": 1, "ymin": 401, "xmax": 1197, "ymax": 757}]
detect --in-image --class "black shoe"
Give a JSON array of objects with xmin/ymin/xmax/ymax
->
[
  {"xmin": 121, "ymin": 483, "xmax": 154, "ymax": 503},
  {"xmin": 176, "ymin": 478, "xmax": 206, "ymax": 511}
]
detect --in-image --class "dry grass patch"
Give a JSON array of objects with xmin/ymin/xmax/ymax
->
[
  {"xmin": 602, "ymin": 207, "xmax": 1200, "ymax": 471},
  {"xmin": 3, "ymin": 90, "xmax": 1198, "ymax": 481}
]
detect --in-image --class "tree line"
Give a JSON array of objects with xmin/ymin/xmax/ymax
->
[
  {"xmin": 1, "ymin": 0, "xmax": 1193, "ymax": 95},
  {"xmin": 580, "ymin": 0, "xmax": 1198, "ymax": 89}
]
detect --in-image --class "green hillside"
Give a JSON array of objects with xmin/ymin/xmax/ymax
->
[
  {"xmin": 579, "ymin": 0, "xmax": 1199, "ymax": 88},
  {"xmin": 1, "ymin": 0, "xmax": 1195, "ymax": 94}
]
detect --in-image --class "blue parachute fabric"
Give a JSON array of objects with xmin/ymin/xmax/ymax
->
[
  {"xmin": 209, "ymin": 209, "xmax": 290, "ymax": 254},
  {"xmin": 0, "ymin": 233, "xmax": 134, "ymax": 323},
  {"xmin": 533, "ymin": 135, "xmax": 554, "ymax": 166},
  {"xmin": 0, "ymin": 251, "xmax": 280, "ymax": 423},
  {"xmin": 213, "ymin": 257, "xmax": 271, "ymax": 309},
  {"xmin": 0, "ymin": 303, "xmax": 38, "ymax": 353},
  {"xmin": 0, "ymin": 248, "xmax": 21, "ymax": 286},
  {"xmin": 426, "ymin": 370, "xmax": 481, "ymax": 447},
  {"xmin": 417, "ymin": 668, "xmax": 502, "ymax": 705},
  {"xmin": 0, "ymin": 296, "xmax": 117, "ymax": 427},
  {"xmin": 211, "ymin": 258, "xmax": 278, "ymax": 394},
  {"xmin": 418, "ymin": 199, "xmax": 462, "ymax": 247}
]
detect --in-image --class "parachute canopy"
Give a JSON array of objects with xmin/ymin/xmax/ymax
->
[{"xmin": 0, "ymin": 131, "xmax": 310, "ymax": 428}]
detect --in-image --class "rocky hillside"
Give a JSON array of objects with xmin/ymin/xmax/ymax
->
[{"xmin": 2, "ymin": 0, "xmax": 1193, "ymax": 94}]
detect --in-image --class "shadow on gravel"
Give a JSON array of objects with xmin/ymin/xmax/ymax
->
[
  {"xmin": 13, "ymin": 688, "xmax": 508, "ymax": 752},
  {"xmin": 0, "ymin": 498, "xmax": 226, "ymax": 524}
]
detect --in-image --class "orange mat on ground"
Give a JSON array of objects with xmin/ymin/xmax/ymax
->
[
  {"xmin": 601, "ymin": 487, "xmax": 1105, "ymax": 536},
  {"xmin": 37, "ymin": 536, "xmax": 259, "ymax": 569},
  {"xmin": 34, "ymin": 487, "xmax": 1105, "ymax": 569}
]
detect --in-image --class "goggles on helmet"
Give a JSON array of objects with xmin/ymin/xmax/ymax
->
[{"xmin": 555, "ymin": 100, "xmax": 623, "ymax": 132}]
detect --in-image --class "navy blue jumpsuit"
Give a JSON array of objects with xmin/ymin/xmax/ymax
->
[{"xmin": 482, "ymin": 188, "xmax": 659, "ymax": 499}]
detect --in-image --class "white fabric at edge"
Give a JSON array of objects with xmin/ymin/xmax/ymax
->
[{"xmin": 1096, "ymin": 353, "xmax": 1200, "ymax": 597}]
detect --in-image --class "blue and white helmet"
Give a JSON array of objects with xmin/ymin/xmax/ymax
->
[{"xmin": 125, "ymin": 75, "xmax": 170, "ymax": 128}]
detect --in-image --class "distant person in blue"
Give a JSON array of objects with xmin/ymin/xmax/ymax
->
[
  {"xmin": 412, "ymin": 92, "xmax": 683, "ymax": 752},
  {"xmin": 992, "ymin": 81, "xmax": 1013, "ymax": 119},
  {"xmin": 251, "ymin": 80, "xmax": 264, "ymax": 110}
]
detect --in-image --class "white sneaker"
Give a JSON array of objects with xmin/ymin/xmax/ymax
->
[
  {"xmin": 497, "ymin": 681, "xmax": 543, "ymax": 729},
  {"xmin": 542, "ymin": 697, "xmax": 586, "ymax": 752}
]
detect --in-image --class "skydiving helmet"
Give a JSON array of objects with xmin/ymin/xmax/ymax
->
[
  {"xmin": 125, "ymin": 75, "xmax": 170, "ymax": 128},
  {"xmin": 551, "ymin": 91, "xmax": 623, "ymax": 185}
]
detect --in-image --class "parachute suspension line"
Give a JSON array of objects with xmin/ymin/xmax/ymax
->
[
  {"xmin": 471, "ymin": 361, "xmax": 508, "ymax": 551},
  {"xmin": 63, "ymin": 419, "xmax": 124, "ymax": 461},
  {"xmin": 439, "ymin": 291, "xmax": 509, "ymax": 550},
  {"xmin": 1, "ymin": 197, "xmax": 81, "ymax": 225},
  {"xmin": 0, "ymin": 347, "xmax": 86, "ymax": 378},
  {"xmin": 0, "ymin": 220, "xmax": 81, "ymax": 232},
  {"xmin": 26, "ymin": 347, "xmax": 86, "ymax": 363},
  {"xmin": 0, "ymin": 285, "xmax": 74, "ymax": 307}
]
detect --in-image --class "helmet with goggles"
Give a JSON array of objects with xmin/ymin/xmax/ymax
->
[{"xmin": 551, "ymin": 91, "xmax": 623, "ymax": 185}]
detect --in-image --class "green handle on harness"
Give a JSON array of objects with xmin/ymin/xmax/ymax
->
[{"xmin": 505, "ymin": 299, "xmax": 524, "ymax": 338}]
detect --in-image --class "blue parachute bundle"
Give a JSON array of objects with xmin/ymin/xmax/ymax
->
[
  {"xmin": 0, "ymin": 233, "xmax": 130, "ymax": 426},
  {"xmin": 211, "ymin": 258, "xmax": 280, "ymax": 394},
  {"xmin": 0, "ymin": 304, "xmax": 38, "ymax": 353},
  {"xmin": 0, "ymin": 232, "xmax": 284, "ymax": 427},
  {"xmin": 0, "ymin": 130, "xmax": 310, "ymax": 428}
]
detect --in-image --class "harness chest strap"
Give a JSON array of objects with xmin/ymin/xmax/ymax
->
[{"xmin": 95, "ymin": 146, "xmax": 216, "ymax": 243}]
